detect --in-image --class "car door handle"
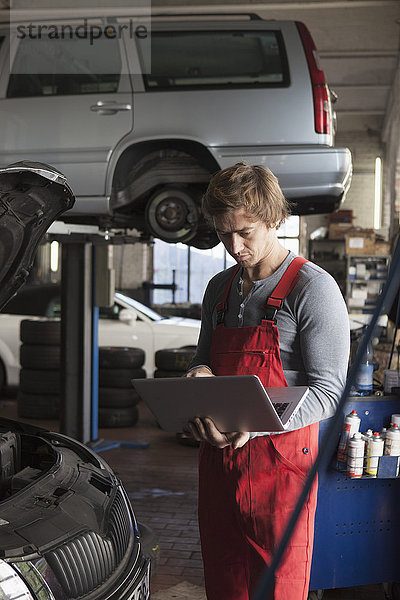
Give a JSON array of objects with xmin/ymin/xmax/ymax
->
[{"xmin": 90, "ymin": 101, "xmax": 132, "ymax": 115}]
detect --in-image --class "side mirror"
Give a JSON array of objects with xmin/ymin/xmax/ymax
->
[{"xmin": 119, "ymin": 308, "xmax": 137, "ymax": 323}]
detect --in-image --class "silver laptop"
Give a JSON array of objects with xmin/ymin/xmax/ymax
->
[{"xmin": 132, "ymin": 375, "xmax": 308, "ymax": 433}]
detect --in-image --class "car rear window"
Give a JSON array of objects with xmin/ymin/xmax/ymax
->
[
  {"xmin": 7, "ymin": 36, "xmax": 122, "ymax": 98},
  {"xmin": 139, "ymin": 30, "xmax": 289, "ymax": 90}
]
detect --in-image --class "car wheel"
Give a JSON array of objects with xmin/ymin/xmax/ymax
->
[
  {"xmin": 20, "ymin": 318, "xmax": 61, "ymax": 344},
  {"xmin": 20, "ymin": 344, "xmax": 61, "ymax": 370},
  {"xmin": 98, "ymin": 406, "xmax": 139, "ymax": 428},
  {"xmin": 155, "ymin": 347, "xmax": 196, "ymax": 372},
  {"xmin": 17, "ymin": 391, "xmax": 60, "ymax": 419},
  {"xmin": 20, "ymin": 369, "xmax": 61, "ymax": 394},
  {"xmin": 145, "ymin": 186, "xmax": 199, "ymax": 243},
  {"xmin": 99, "ymin": 387, "xmax": 141, "ymax": 408},
  {"xmin": 99, "ymin": 367, "xmax": 146, "ymax": 388},
  {"xmin": 99, "ymin": 347, "xmax": 145, "ymax": 369}
]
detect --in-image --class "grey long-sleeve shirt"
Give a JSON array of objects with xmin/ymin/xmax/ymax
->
[{"xmin": 187, "ymin": 251, "xmax": 350, "ymax": 433}]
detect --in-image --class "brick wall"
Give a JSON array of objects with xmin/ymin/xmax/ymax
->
[{"xmin": 335, "ymin": 131, "xmax": 384, "ymax": 231}]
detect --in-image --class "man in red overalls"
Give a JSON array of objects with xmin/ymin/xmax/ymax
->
[{"xmin": 185, "ymin": 164, "xmax": 350, "ymax": 600}]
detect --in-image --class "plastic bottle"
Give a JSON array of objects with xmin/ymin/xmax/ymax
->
[
  {"xmin": 337, "ymin": 410, "xmax": 361, "ymax": 463},
  {"xmin": 347, "ymin": 432, "xmax": 364, "ymax": 478},
  {"xmin": 364, "ymin": 432, "xmax": 384, "ymax": 477},
  {"xmin": 354, "ymin": 332, "xmax": 374, "ymax": 396}
]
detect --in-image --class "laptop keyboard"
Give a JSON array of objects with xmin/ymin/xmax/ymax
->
[{"xmin": 273, "ymin": 402, "xmax": 289, "ymax": 418}]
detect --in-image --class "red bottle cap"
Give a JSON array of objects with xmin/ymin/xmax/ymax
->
[{"xmin": 373, "ymin": 432, "xmax": 379, "ymax": 437}]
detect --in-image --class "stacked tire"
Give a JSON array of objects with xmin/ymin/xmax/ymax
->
[
  {"xmin": 154, "ymin": 346, "xmax": 198, "ymax": 446},
  {"xmin": 18, "ymin": 319, "xmax": 61, "ymax": 419},
  {"xmin": 98, "ymin": 347, "xmax": 146, "ymax": 428},
  {"xmin": 154, "ymin": 346, "xmax": 196, "ymax": 378},
  {"xmin": 17, "ymin": 319, "xmax": 145, "ymax": 427}
]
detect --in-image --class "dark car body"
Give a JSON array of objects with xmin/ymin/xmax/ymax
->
[{"xmin": 0, "ymin": 162, "xmax": 151, "ymax": 599}]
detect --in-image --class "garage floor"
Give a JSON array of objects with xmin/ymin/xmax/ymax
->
[{"xmin": 0, "ymin": 394, "xmax": 389, "ymax": 600}]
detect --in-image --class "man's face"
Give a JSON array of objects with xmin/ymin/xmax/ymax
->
[{"xmin": 213, "ymin": 208, "xmax": 277, "ymax": 268}]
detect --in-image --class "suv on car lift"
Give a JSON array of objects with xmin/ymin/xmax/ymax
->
[
  {"xmin": 0, "ymin": 11, "xmax": 352, "ymax": 248},
  {"xmin": 0, "ymin": 162, "xmax": 152, "ymax": 600}
]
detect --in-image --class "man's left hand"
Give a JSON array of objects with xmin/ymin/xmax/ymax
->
[{"xmin": 185, "ymin": 417, "xmax": 250, "ymax": 449}]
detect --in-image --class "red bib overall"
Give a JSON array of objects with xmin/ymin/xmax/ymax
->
[{"xmin": 198, "ymin": 257, "xmax": 319, "ymax": 600}]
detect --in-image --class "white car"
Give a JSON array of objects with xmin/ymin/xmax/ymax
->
[{"xmin": 0, "ymin": 284, "xmax": 200, "ymax": 391}]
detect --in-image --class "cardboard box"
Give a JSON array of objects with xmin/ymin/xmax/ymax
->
[
  {"xmin": 328, "ymin": 210, "xmax": 353, "ymax": 225},
  {"xmin": 328, "ymin": 223, "xmax": 353, "ymax": 240},
  {"xmin": 345, "ymin": 229, "xmax": 376, "ymax": 255},
  {"xmin": 374, "ymin": 241, "xmax": 391, "ymax": 256}
]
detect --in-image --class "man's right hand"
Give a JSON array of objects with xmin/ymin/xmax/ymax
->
[{"xmin": 185, "ymin": 366, "xmax": 215, "ymax": 378}]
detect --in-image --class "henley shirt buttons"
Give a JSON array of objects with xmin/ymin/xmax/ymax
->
[{"xmin": 302, "ymin": 447, "xmax": 310, "ymax": 454}]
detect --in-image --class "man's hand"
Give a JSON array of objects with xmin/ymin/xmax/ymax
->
[
  {"xmin": 185, "ymin": 417, "xmax": 250, "ymax": 450},
  {"xmin": 185, "ymin": 366, "xmax": 214, "ymax": 378}
]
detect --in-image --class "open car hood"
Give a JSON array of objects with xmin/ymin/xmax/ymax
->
[{"xmin": 0, "ymin": 161, "xmax": 75, "ymax": 311}]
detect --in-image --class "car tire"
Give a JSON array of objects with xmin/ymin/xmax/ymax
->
[
  {"xmin": 154, "ymin": 369, "xmax": 186, "ymax": 378},
  {"xmin": 17, "ymin": 391, "xmax": 60, "ymax": 419},
  {"xmin": 98, "ymin": 406, "xmax": 139, "ymax": 428},
  {"xmin": 20, "ymin": 319, "xmax": 61, "ymax": 345},
  {"xmin": 155, "ymin": 347, "xmax": 196, "ymax": 372},
  {"xmin": 99, "ymin": 368, "xmax": 146, "ymax": 388},
  {"xmin": 99, "ymin": 347, "xmax": 145, "ymax": 369},
  {"xmin": 19, "ymin": 369, "xmax": 60, "ymax": 394},
  {"xmin": 99, "ymin": 387, "xmax": 141, "ymax": 408},
  {"xmin": 20, "ymin": 344, "xmax": 61, "ymax": 370}
]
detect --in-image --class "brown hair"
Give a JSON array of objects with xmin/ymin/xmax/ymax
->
[{"xmin": 202, "ymin": 162, "xmax": 291, "ymax": 228}]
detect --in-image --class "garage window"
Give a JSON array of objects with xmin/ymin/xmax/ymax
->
[
  {"xmin": 140, "ymin": 30, "xmax": 289, "ymax": 90},
  {"xmin": 153, "ymin": 240, "xmax": 235, "ymax": 305},
  {"xmin": 153, "ymin": 217, "xmax": 299, "ymax": 305},
  {"xmin": 277, "ymin": 216, "xmax": 300, "ymax": 254},
  {"xmin": 7, "ymin": 36, "xmax": 122, "ymax": 97}
]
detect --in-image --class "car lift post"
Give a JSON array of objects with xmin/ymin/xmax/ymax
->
[{"xmin": 55, "ymin": 229, "xmax": 148, "ymax": 450}]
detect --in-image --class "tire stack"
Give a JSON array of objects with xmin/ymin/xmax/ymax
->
[
  {"xmin": 154, "ymin": 346, "xmax": 198, "ymax": 446},
  {"xmin": 17, "ymin": 319, "xmax": 145, "ymax": 427},
  {"xmin": 98, "ymin": 347, "xmax": 146, "ymax": 428},
  {"xmin": 154, "ymin": 346, "xmax": 196, "ymax": 378},
  {"xmin": 18, "ymin": 319, "xmax": 61, "ymax": 419}
]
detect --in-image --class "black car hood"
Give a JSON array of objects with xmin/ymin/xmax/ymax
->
[
  {"xmin": 0, "ymin": 417, "xmax": 131, "ymax": 557},
  {"xmin": 0, "ymin": 161, "xmax": 75, "ymax": 311}
]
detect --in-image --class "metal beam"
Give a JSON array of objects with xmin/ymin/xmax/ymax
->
[
  {"xmin": 330, "ymin": 84, "xmax": 391, "ymax": 89},
  {"xmin": 60, "ymin": 242, "xmax": 93, "ymax": 443},
  {"xmin": 336, "ymin": 109, "xmax": 386, "ymax": 115},
  {"xmin": 320, "ymin": 50, "xmax": 399, "ymax": 59}
]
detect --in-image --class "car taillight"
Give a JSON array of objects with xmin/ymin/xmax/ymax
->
[{"xmin": 296, "ymin": 21, "xmax": 332, "ymax": 135}]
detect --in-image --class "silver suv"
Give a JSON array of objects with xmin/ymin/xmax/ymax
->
[{"xmin": 0, "ymin": 12, "xmax": 352, "ymax": 248}]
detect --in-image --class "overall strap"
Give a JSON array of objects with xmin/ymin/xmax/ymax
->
[
  {"xmin": 263, "ymin": 256, "xmax": 308, "ymax": 323},
  {"xmin": 216, "ymin": 264, "xmax": 241, "ymax": 325}
]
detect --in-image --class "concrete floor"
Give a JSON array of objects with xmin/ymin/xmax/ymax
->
[{"xmin": 0, "ymin": 395, "xmax": 393, "ymax": 600}]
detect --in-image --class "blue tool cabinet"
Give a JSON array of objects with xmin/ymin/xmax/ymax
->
[{"xmin": 309, "ymin": 395, "xmax": 400, "ymax": 591}]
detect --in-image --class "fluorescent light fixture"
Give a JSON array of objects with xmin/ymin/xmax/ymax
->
[
  {"xmin": 50, "ymin": 240, "xmax": 59, "ymax": 272},
  {"xmin": 374, "ymin": 157, "xmax": 382, "ymax": 230}
]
